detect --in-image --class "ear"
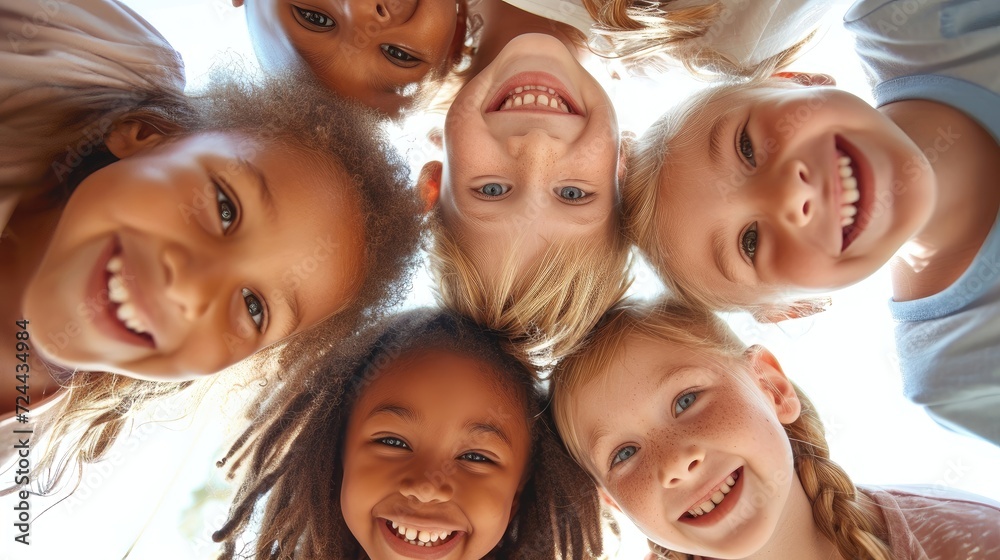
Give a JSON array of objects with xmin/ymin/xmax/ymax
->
[
  {"xmin": 598, "ymin": 486, "xmax": 622, "ymax": 513},
  {"xmin": 746, "ymin": 345, "xmax": 801, "ymax": 424},
  {"xmin": 772, "ymin": 71, "xmax": 836, "ymax": 87},
  {"xmin": 417, "ymin": 161, "xmax": 442, "ymax": 213},
  {"xmin": 104, "ymin": 120, "xmax": 166, "ymax": 159},
  {"xmin": 231, "ymin": 0, "xmax": 244, "ymax": 6}
]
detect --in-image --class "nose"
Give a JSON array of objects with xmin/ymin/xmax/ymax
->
[
  {"xmin": 161, "ymin": 243, "xmax": 215, "ymax": 321},
  {"xmin": 506, "ymin": 128, "xmax": 568, "ymax": 164},
  {"xmin": 358, "ymin": 0, "xmax": 417, "ymax": 25},
  {"xmin": 399, "ymin": 467, "xmax": 455, "ymax": 504},
  {"xmin": 769, "ymin": 159, "xmax": 817, "ymax": 228},
  {"xmin": 657, "ymin": 444, "xmax": 705, "ymax": 489}
]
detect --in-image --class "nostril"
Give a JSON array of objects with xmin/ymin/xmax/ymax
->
[
  {"xmin": 376, "ymin": 4, "xmax": 386, "ymax": 16},
  {"xmin": 687, "ymin": 459, "xmax": 700, "ymax": 472},
  {"xmin": 802, "ymin": 200, "xmax": 811, "ymax": 216},
  {"xmin": 799, "ymin": 170, "xmax": 807, "ymax": 182}
]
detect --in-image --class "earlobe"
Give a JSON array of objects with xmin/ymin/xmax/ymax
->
[
  {"xmin": 104, "ymin": 120, "xmax": 166, "ymax": 159},
  {"xmin": 417, "ymin": 161, "xmax": 442, "ymax": 213},
  {"xmin": 746, "ymin": 345, "xmax": 801, "ymax": 424},
  {"xmin": 618, "ymin": 131, "xmax": 636, "ymax": 184},
  {"xmin": 598, "ymin": 487, "xmax": 622, "ymax": 513},
  {"xmin": 772, "ymin": 71, "xmax": 836, "ymax": 87},
  {"xmin": 232, "ymin": 0, "xmax": 244, "ymax": 7}
]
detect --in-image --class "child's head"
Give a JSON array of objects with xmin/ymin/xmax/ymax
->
[
  {"xmin": 216, "ymin": 308, "xmax": 604, "ymax": 559},
  {"xmin": 233, "ymin": 0, "xmax": 467, "ymax": 118},
  {"xmin": 624, "ymin": 73, "xmax": 935, "ymax": 314},
  {"xmin": 24, "ymin": 73, "xmax": 423, "ymax": 381},
  {"xmin": 422, "ymin": 33, "xmax": 631, "ymax": 363},
  {"xmin": 551, "ymin": 301, "xmax": 893, "ymax": 559}
]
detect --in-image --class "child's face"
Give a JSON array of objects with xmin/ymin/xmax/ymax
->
[
  {"xmin": 437, "ymin": 33, "xmax": 621, "ymax": 278},
  {"xmin": 341, "ymin": 349, "xmax": 531, "ymax": 560},
  {"xmin": 24, "ymin": 132, "xmax": 365, "ymax": 380},
  {"xmin": 238, "ymin": 0, "xmax": 460, "ymax": 117},
  {"xmin": 656, "ymin": 84, "xmax": 935, "ymax": 305},
  {"xmin": 566, "ymin": 336, "xmax": 799, "ymax": 558}
]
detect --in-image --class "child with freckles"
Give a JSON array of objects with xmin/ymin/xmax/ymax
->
[
  {"xmin": 551, "ymin": 300, "xmax": 1000, "ymax": 560},
  {"xmin": 620, "ymin": 0, "xmax": 1000, "ymax": 446}
]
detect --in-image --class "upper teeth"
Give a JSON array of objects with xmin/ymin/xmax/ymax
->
[
  {"xmin": 106, "ymin": 255, "xmax": 149, "ymax": 335},
  {"xmin": 838, "ymin": 153, "xmax": 860, "ymax": 228},
  {"xmin": 389, "ymin": 520, "xmax": 453, "ymax": 547},
  {"xmin": 499, "ymin": 85, "xmax": 571, "ymax": 113},
  {"xmin": 687, "ymin": 472, "xmax": 739, "ymax": 518}
]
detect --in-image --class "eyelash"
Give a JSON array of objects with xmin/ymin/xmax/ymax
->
[
  {"xmin": 738, "ymin": 125, "xmax": 756, "ymax": 168},
  {"xmin": 381, "ymin": 44, "xmax": 421, "ymax": 67},
  {"xmin": 610, "ymin": 445, "xmax": 637, "ymax": 469},
  {"xmin": 377, "ymin": 436, "xmax": 410, "ymax": 449},
  {"xmin": 241, "ymin": 288, "xmax": 266, "ymax": 331},
  {"xmin": 740, "ymin": 222, "xmax": 758, "ymax": 262},
  {"xmin": 459, "ymin": 451, "xmax": 495, "ymax": 464},
  {"xmin": 375, "ymin": 438, "xmax": 496, "ymax": 464},
  {"xmin": 294, "ymin": 6, "xmax": 335, "ymax": 29},
  {"xmin": 476, "ymin": 183, "xmax": 510, "ymax": 199}
]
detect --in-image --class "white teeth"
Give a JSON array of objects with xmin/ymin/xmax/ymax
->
[
  {"xmin": 726, "ymin": 476, "xmax": 735, "ymax": 486},
  {"xmin": 711, "ymin": 491, "xmax": 725, "ymax": 504},
  {"xmin": 497, "ymin": 84, "xmax": 571, "ymax": 113},
  {"xmin": 842, "ymin": 216, "xmax": 855, "ymax": 227},
  {"xmin": 838, "ymin": 151, "xmax": 860, "ymax": 233},
  {"xmin": 843, "ymin": 181, "xmax": 859, "ymax": 201},
  {"xmin": 700, "ymin": 500, "xmax": 715, "ymax": 513},
  {"xmin": 418, "ymin": 531, "xmax": 431, "ymax": 543},
  {"xmin": 840, "ymin": 204, "xmax": 857, "ymax": 217},
  {"xmin": 391, "ymin": 521, "xmax": 398, "ymax": 529},
  {"xmin": 405, "ymin": 527, "xmax": 417, "ymax": 540},
  {"xmin": 390, "ymin": 522, "xmax": 453, "ymax": 547},
  {"xmin": 720, "ymin": 484, "xmax": 731, "ymax": 495},
  {"xmin": 687, "ymin": 473, "xmax": 739, "ymax": 518},
  {"xmin": 106, "ymin": 255, "xmax": 123, "ymax": 273},
  {"xmin": 839, "ymin": 165, "xmax": 853, "ymax": 178},
  {"xmin": 108, "ymin": 275, "xmax": 128, "ymax": 303}
]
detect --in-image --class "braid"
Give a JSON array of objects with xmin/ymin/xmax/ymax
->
[{"xmin": 786, "ymin": 386, "xmax": 895, "ymax": 560}]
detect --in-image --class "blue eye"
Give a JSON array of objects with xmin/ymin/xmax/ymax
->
[
  {"xmin": 479, "ymin": 183, "xmax": 508, "ymax": 197},
  {"xmin": 294, "ymin": 7, "xmax": 335, "ymax": 29},
  {"xmin": 675, "ymin": 392, "xmax": 698, "ymax": 415},
  {"xmin": 377, "ymin": 437, "xmax": 409, "ymax": 449},
  {"xmin": 558, "ymin": 186, "xmax": 587, "ymax": 201},
  {"xmin": 241, "ymin": 288, "xmax": 266, "ymax": 331},
  {"xmin": 611, "ymin": 445, "xmax": 637, "ymax": 467}
]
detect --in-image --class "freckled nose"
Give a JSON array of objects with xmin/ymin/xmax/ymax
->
[
  {"xmin": 506, "ymin": 129, "xmax": 566, "ymax": 162},
  {"xmin": 658, "ymin": 445, "xmax": 704, "ymax": 489}
]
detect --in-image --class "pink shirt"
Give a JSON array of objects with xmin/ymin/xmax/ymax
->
[{"xmin": 863, "ymin": 486, "xmax": 1000, "ymax": 560}]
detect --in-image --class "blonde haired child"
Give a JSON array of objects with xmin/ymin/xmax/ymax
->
[
  {"xmin": 621, "ymin": 0, "xmax": 1000, "ymax": 445},
  {"xmin": 419, "ymin": 33, "xmax": 631, "ymax": 366},
  {"xmin": 214, "ymin": 308, "xmax": 606, "ymax": 559},
  {"xmin": 551, "ymin": 300, "xmax": 1000, "ymax": 560}
]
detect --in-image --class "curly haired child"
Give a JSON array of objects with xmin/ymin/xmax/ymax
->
[
  {"xmin": 1, "ymin": 3, "xmax": 423, "ymax": 486},
  {"xmin": 551, "ymin": 300, "xmax": 1000, "ymax": 560},
  {"xmin": 214, "ymin": 308, "xmax": 606, "ymax": 559},
  {"xmin": 619, "ymin": 0, "xmax": 1000, "ymax": 446}
]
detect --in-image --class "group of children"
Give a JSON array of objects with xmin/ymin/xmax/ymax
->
[{"xmin": 2, "ymin": 0, "xmax": 998, "ymax": 557}]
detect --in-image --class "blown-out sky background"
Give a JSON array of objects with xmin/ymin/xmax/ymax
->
[{"xmin": 3, "ymin": 0, "xmax": 998, "ymax": 558}]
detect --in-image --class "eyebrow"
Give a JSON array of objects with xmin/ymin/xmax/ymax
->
[
  {"xmin": 368, "ymin": 403, "xmax": 421, "ymax": 423},
  {"xmin": 711, "ymin": 225, "xmax": 740, "ymax": 284},
  {"xmin": 708, "ymin": 113, "xmax": 733, "ymax": 166},
  {"xmin": 366, "ymin": 403, "xmax": 515, "ymax": 451},
  {"xmin": 239, "ymin": 158, "xmax": 277, "ymax": 222},
  {"xmin": 464, "ymin": 420, "xmax": 514, "ymax": 451}
]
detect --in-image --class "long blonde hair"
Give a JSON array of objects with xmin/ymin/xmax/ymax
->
[
  {"xmin": 428, "ymin": 216, "xmax": 632, "ymax": 367},
  {"xmin": 551, "ymin": 301, "xmax": 895, "ymax": 560},
  {"xmin": 580, "ymin": 0, "xmax": 815, "ymax": 76}
]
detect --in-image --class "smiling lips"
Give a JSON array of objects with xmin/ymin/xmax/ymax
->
[
  {"xmin": 684, "ymin": 469, "xmax": 740, "ymax": 519},
  {"xmin": 498, "ymin": 85, "xmax": 572, "ymax": 114},
  {"xmin": 105, "ymin": 254, "xmax": 154, "ymax": 343},
  {"xmin": 386, "ymin": 520, "xmax": 457, "ymax": 548}
]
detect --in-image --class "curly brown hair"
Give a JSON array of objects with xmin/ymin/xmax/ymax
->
[
  {"xmin": 214, "ymin": 308, "xmax": 606, "ymax": 560},
  {"xmin": 24, "ymin": 70, "xmax": 424, "ymax": 496}
]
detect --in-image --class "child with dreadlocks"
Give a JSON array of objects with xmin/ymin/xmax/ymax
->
[
  {"xmin": 551, "ymin": 300, "xmax": 1000, "ymax": 560},
  {"xmin": 214, "ymin": 308, "xmax": 606, "ymax": 559}
]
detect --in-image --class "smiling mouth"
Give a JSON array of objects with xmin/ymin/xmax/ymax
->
[
  {"xmin": 496, "ymin": 85, "xmax": 573, "ymax": 114},
  {"xmin": 683, "ymin": 468, "xmax": 741, "ymax": 519},
  {"xmin": 105, "ymin": 253, "xmax": 155, "ymax": 344},
  {"xmin": 836, "ymin": 136, "xmax": 871, "ymax": 253},
  {"xmin": 384, "ymin": 519, "xmax": 458, "ymax": 548}
]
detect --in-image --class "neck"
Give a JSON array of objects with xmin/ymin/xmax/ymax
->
[
  {"xmin": 467, "ymin": 0, "xmax": 591, "ymax": 76},
  {"xmin": 879, "ymin": 100, "xmax": 1000, "ymax": 302},
  {"xmin": 741, "ymin": 474, "xmax": 844, "ymax": 560}
]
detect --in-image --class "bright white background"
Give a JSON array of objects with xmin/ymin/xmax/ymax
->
[{"xmin": 2, "ymin": 0, "xmax": 998, "ymax": 558}]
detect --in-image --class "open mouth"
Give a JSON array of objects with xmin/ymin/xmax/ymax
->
[
  {"xmin": 103, "ymin": 244, "xmax": 155, "ymax": 346},
  {"xmin": 486, "ymin": 72, "xmax": 582, "ymax": 115},
  {"xmin": 836, "ymin": 136, "xmax": 872, "ymax": 253},
  {"xmin": 679, "ymin": 467, "xmax": 743, "ymax": 526},
  {"xmin": 384, "ymin": 519, "xmax": 459, "ymax": 548}
]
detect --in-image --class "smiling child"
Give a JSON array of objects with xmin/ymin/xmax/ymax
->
[
  {"xmin": 552, "ymin": 301, "xmax": 1000, "ymax": 560},
  {"xmin": 421, "ymin": 33, "xmax": 631, "ymax": 365},
  {"xmin": 622, "ymin": 0, "xmax": 1000, "ymax": 445},
  {"xmin": 215, "ymin": 308, "xmax": 605, "ymax": 559}
]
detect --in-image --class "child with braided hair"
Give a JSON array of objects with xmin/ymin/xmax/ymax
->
[
  {"xmin": 550, "ymin": 300, "xmax": 1000, "ymax": 560},
  {"xmin": 213, "ymin": 307, "xmax": 607, "ymax": 560}
]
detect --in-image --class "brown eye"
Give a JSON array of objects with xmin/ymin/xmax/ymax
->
[
  {"xmin": 741, "ymin": 223, "xmax": 758, "ymax": 261},
  {"xmin": 241, "ymin": 288, "xmax": 266, "ymax": 330},
  {"xmin": 215, "ymin": 184, "xmax": 238, "ymax": 233},
  {"xmin": 294, "ymin": 7, "xmax": 335, "ymax": 29},
  {"xmin": 381, "ymin": 44, "xmax": 420, "ymax": 67},
  {"xmin": 739, "ymin": 129, "xmax": 756, "ymax": 167}
]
